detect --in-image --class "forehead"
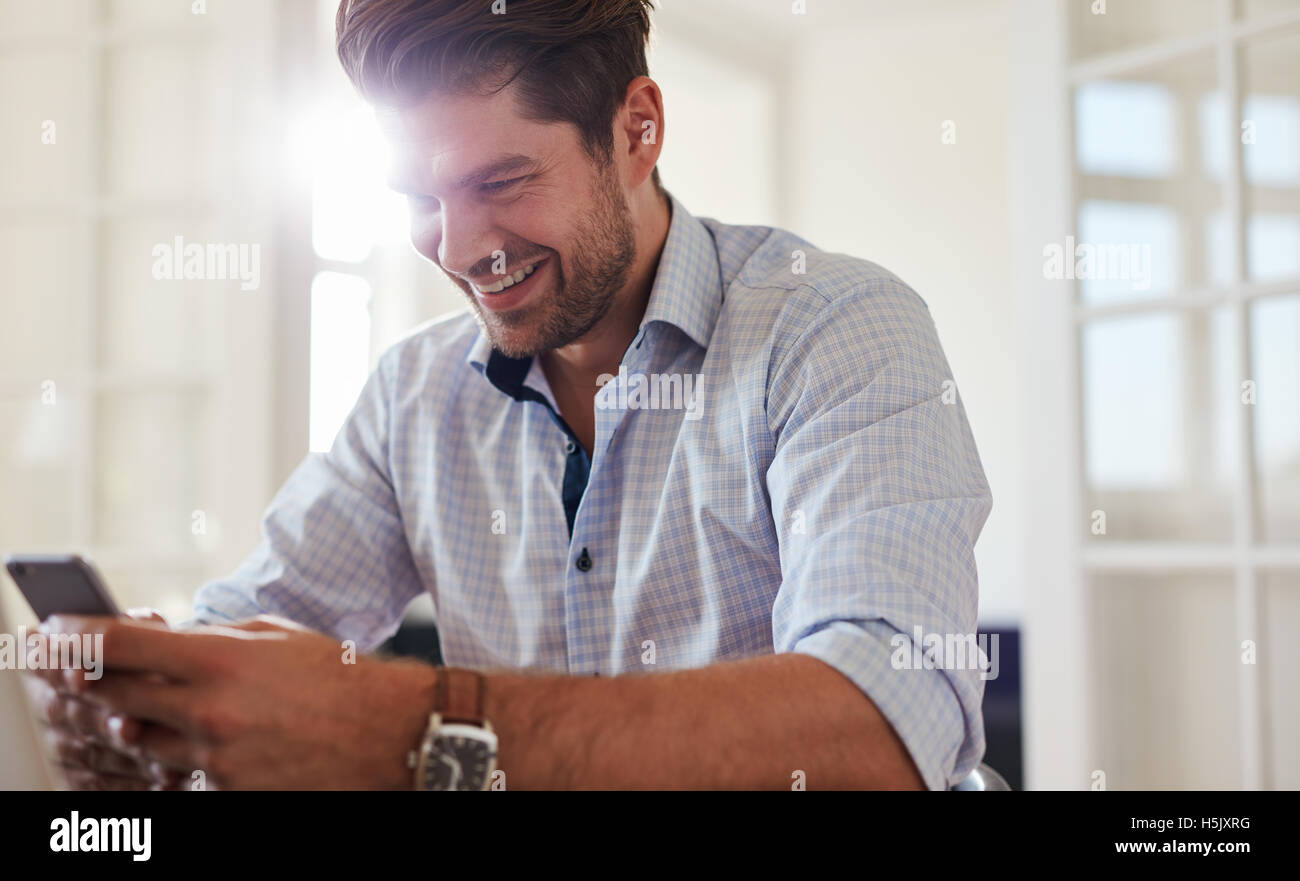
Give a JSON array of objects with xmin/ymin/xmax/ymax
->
[{"xmin": 375, "ymin": 84, "xmax": 570, "ymax": 188}]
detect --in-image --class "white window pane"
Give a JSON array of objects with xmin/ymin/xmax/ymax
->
[
  {"xmin": 1252, "ymin": 295, "xmax": 1300, "ymax": 543},
  {"xmin": 1082, "ymin": 309, "xmax": 1237, "ymax": 541},
  {"xmin": 1202, "ymin": 92, "xmax": 1300, "ymax": 185},
  {"xmin": 1244, "ymin": 95, "xmax": 1300, "ymax": 186},
  {"xmin": 1243, "ymin": 29, "xmax": 1300, "ymax": 284},
  {"xmin": 1248, "ymin": 214, "xmax": 1300, "ymax": 281},
  {"xmin": 309, "ymin": 272, "xmax": 372, "ymax": 452},
  {"xmin": 1083, "ymin": 313, "xmax": 1183, "ymax": 489},
  {"xmin": 1205, "ymin": 211, "xmax": 1300, "ymax": 283},
  {"xmin": 1074, "ymin": 52, "xmax": 1218, "ymax": 300},
  {"xmin": 1077, "ymin": 200, "xmax": 1177, "ymax": 304},
  {"xmin": 1076, "ymin": 82, "xmax": 1177, "ymax": 178}
]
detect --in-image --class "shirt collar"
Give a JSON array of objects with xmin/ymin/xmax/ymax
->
[
  {"xmin": 466, "ymin": 190, "xmax": 723, "ymax": 395},
  {"xmin": 637, "ymin": 191, "xmax": 723, "ymax": 350}
]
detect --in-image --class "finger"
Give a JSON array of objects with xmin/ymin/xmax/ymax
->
[
  {"xmin": 44, "ymin": 616, "xmax": 203, "ymax": 681},
  {"xmin": 42, "ymin": 729, "xmax": 149, "ymax": 778},
  {"xmin": 33, "ymin": 678, "xmax": 137, "ymax": 746},
  {"xmin": 27, "ymin": 627, "xmax": 110, "ymax": 691},
  {"xmin": 108, "ymin": 713, "xmax": 145, "ymax": 746},
  {"xmin": 132, "ymin": 725, "xmax": 205, "ymax": 773},
  {"xmin": 123, "ymin": 608, "xmax": 168, "ymax": 625},
  {"xmin": 74, "ymin": 675, "xmax": 201, "ymax": 735},
  {"xmin": 55, "ymin": 695, "xmax": 114, "ymax": 741},
  {"xmin": 35, "ymin": 690, "xmax": 111, "ymax": 742},
  {"xmin": 22, "ymin": 631, "xmax": 107, "ymax": 691}
]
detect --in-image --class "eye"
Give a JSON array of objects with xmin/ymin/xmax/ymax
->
[{"xmin": 480, "ymin": 176, "xmax": 522, "ymax": 194}]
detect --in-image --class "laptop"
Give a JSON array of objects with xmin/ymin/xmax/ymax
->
[{"xmin": 0, "ymin": 600, "xmax": 56, "ymax": 790}]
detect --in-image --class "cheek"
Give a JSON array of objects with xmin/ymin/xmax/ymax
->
[{"xmin": 498, "ymin": 196, "xmax": 569, "ymax": 249}]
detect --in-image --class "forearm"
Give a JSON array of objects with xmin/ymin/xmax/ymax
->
[{"xmin": 478, "ymin": 653, "xmax": 926, "ymax": 790}]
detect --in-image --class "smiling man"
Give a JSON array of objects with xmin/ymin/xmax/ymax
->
[{"xmin": 34, "ymin": 0, "xmax": 992, "ymax": 791}]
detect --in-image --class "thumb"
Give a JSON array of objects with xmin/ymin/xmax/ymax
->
[{"xmin": 123, "ymin": 607, "xmax": 168, "ymax": 626}]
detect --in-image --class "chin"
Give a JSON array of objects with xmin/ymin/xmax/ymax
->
[{"xmin": 484, "ymin": 321, "xmax": 546, "ymax": 360}]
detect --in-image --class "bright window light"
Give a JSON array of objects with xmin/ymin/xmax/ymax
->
[
  {"xmin": 1077, "ymin": 199, "xmax": 1179, "ymax": 303},
  {"xmin": 1200, "ymin": 91, "xmax": 1300, "ymax": 185},
  {"xmin": 310, "ymin": 271, "xmax": 372, "ymax": 452},
  {"xmin": 1075, "ymin": 82, "xmax": 1177, "ymax": 178},
  {"xmin": 291, "ymin": 100, "xmax": 411, "ymax": 263},
  {"xmin": 1252, "ymin": 296, "xmax": 1300, "ymax": 472},
  {"xmin": 1083, "ymin": 313, "xmax": 1183, "ymax": 489}
]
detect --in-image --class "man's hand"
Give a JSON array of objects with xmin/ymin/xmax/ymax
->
[
  {"xmin": 26, "ymin": 609, "xmax": 182, "ymax": 791},
  {"xmin": 42, "ymin": 614, "xmax": 438, "ymax": 790}
]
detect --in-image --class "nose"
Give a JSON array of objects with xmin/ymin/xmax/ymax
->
[{"xmin": 428, "ymin": 201, "xmax": 500, "ymax": 280}]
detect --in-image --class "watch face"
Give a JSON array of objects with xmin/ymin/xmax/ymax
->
[{"xmin": 422, "ymin": 724, "xmax": 497, "ymax": 791}]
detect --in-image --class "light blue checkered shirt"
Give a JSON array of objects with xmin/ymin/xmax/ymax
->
[{"xmin": 192, "ymin": 193, "xmax": 993, "ymax": 790}]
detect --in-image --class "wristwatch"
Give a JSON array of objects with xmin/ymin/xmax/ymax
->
[{"xmin": 407, "ymin": 668, "xmax": 498, "ymax": 791}]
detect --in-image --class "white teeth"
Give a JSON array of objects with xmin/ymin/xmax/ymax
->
[{"xmin": 476, "ymin": 261, "xmax": 540, "ymax": 295}]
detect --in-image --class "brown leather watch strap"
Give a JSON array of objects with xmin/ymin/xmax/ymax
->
[{"xmin": 434, "ymin": 668, "xmax": 487, "ymax": 725}]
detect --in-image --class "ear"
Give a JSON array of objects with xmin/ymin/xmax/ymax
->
[{"xmin": 617, "ymin": 75, "xmax": 664, "ymax": 189}]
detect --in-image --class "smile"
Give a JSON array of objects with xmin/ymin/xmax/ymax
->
[
  {"xmin": 472, "ymin": 259, "xmax": 542, "ymax": 295},
  {"xmin": 471, "ymin": 257, "xmax": 550, "ymax": 312}
]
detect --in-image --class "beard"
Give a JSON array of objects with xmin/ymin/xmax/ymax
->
[{"xmin": 462, "ymin": 164, "xmax": 637, "ymax": 360}]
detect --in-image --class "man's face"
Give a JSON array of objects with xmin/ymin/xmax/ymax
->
[{"xmin": 379, "ymin": 82, "xmax": 636, "ymax": 359}]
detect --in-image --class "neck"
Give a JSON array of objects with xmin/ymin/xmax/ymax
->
[{"xmin": 542, "ymin": 187, "xmax": 671, "ymax": 384}]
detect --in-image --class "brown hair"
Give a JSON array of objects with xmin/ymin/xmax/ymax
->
[{"xmin": 336, "ymin": 0, "xmax": 662, "ymax": 190}]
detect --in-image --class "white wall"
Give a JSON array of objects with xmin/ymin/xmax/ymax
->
[{"xmin": 784, "ymin": 0, "xmax": 1025, "ymax": 625}]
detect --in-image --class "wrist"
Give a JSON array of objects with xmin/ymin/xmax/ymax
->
[
  {"xmin": 407, "ymin": 667, "xmax": 498, "ymax": 790},
  {"xmin": 383, "ymin": 661, "xmax": 440, "ymax": 790}
]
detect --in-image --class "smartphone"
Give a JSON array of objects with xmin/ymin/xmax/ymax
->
[{"xmin": 3, "ymin": 554, "xmax": 121, "ymax": 621}]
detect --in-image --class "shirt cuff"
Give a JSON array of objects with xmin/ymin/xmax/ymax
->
[{"xmin": 791, "ymin": 618, "xmax": 972, "ymax": 790}]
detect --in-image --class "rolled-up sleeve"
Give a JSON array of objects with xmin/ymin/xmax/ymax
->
[
  {"xmin": 189, "ymin": 345, "xmax": 425, "ymax": 651},
  {"xmin": 766, "ymin": 279, "xmax": 993, "ymax": 790}
]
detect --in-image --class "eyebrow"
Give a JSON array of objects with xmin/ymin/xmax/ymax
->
[{"xmin": 389, "ymin": 153, "xmax": 539, "ymax": 195}]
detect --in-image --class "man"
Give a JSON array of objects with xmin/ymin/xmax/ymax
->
[{"xmin": 34, "ymin": 0, "xmax": 991, "ymax": 790}]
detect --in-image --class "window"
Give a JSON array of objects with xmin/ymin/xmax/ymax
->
[
  {"xmin": 1066, "ymin": 0, "xmax": 1300, "ymax": 789},
  {"xmin": 0, "ymin": 0, "xmax": 281, "ymax": 625}
]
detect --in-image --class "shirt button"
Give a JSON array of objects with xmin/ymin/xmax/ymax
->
[
  {"xmin": 575, "ymin": 548, "xmax": 592, "ymax": 571},
  {"xmin": 565, "ymin": 439, "xmax": 576, "ymax": 455}
]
